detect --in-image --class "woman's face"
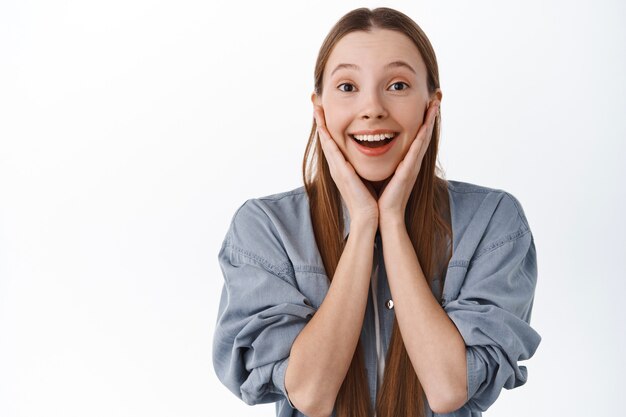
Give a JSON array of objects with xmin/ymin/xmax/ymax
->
[{"xmin": 313, "ymin": 28, "xmax": 442, "ymax": 187}]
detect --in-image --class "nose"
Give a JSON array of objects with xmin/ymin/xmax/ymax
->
[{"xmin": 359, "ymin": 91, "xmax": 388, "ymax": 120}]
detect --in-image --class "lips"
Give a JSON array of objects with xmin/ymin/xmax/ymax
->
[
  {"xmin": 349, "ymin": 134, "xmax": 394, "ymax": 148},
  {"xmin": 349, "ymin": 132, "xmax": 399, "ymax": 156},
  {"xmin": 349, "ymin": 129, "xmax": 398, "ymax": 147},
  {"xmin": 349, "ymin": 129, "xmax": 398, "ymax": 135}
]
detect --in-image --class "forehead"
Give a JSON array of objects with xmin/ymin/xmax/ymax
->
[{"xmin": 325, "ymin": 28, "xmax": 426, "ymax": 75}]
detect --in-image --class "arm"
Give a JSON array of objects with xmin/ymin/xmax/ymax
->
[
  {"xmin": 285, "ymin": 104, "xmax": 380, "ymax": 416},
  {"xmin": 444, "ymin": 224, "xmax": 541, "ymax": 412},
  {"xmin": 379, "ymin": 218, "xmax": 467, "ymax": 414},
  {"xmin": 284, "ymin": 220, "xmax": 377, "ymax": 417},
  {"xmin": 373, "ymin": 98, "xmax": 465, "ymax": 412}
]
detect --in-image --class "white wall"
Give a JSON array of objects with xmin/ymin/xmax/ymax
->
[{"xmin": 1, "ymin": 0, "xmax": 624, "ymax": 416}]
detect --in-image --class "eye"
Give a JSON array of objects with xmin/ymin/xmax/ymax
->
[
  {"xmin": 389, "ymin": 81, "xmax": 409, "ymax": 91},
  {"xmin": 338, "ymin": 83, "xmax": 356, "ymax": 92}
]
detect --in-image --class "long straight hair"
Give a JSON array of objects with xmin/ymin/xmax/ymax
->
[{"xmin": 301, "ymin": 7, "xmax": 453, "ymax": 417}]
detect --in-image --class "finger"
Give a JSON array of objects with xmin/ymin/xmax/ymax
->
[
  {"xmin": 314, "ymin": 110, "xmax": 370, "ymax": 201},
  {"xmin": 424, "ymin": 99, "xmax": 440, "ymax": 127},
  {"xmin": 314, "ymin": 114, "xmax": 343, "ymax": 163},
  {"xmin": 409, "ymin": 101, "xmax": 440, "ymax": 157},
  {"xmin": 313, "ymin": 106, "xmax": 334, "ymax": 147},
  {"xmin": 313, "ymin": 107, "xmax": 350, "ymax": 181},
  {"xmin": 423, "ymin": 101, "xmax": 441, "ymax": 145},
  {"xmin": 314, "ymin": 105, "xmax": 336, "ymax": 143},
  {"xmin": 313, "ymin": 105, "xmax": 328, "ymax": 130},
  {"xmin": 424, "ymin": 101, "xmax": 439, "ymax": 146},
  {"xmin": 397, "ymin": 101, "xmax": 440, "ymax": 180},
  {"xmin": 422, "ymin": 100, "xmax": 440, "ymax": 138}
]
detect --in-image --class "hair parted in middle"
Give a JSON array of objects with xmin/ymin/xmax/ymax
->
[{"xmin": 301, "ymin": 7, "xmax": 453, "ymax": 417}]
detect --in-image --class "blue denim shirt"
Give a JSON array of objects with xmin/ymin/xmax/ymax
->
[{"xmin": 213, "ymin": 179, "xmax": 541, "ymax": 416}]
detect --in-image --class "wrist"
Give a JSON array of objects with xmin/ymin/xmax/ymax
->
[
  {"xmin": 350, "ymin": 217, "xmax": 379, "ymax": 236},
  {"xmin": 379, "ymin": 212, "xmax": 405, "ymax": 230}
]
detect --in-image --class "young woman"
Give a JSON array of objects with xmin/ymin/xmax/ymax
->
[{"xmin": 213, "ymin": 7, "xmax": 541, "ymax": 417}]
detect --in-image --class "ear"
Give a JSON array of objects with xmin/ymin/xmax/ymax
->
[
  {"xmin": 311, "ymin": 92, "xmax": 321, "ymax": 107},
  {"xmin": 430, "ymin": 88, "xmax": 443, "ymax": 105}
]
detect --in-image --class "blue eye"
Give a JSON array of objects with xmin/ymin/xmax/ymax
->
[
  {"xmin": 338, "ymin": 83, "xmax": 356, "ymax": 92},
  {"xmin": 389, "ymin": 82, "xmax": 409, "ymax": 91}
]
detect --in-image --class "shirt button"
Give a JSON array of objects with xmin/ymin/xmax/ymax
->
[{"xmin": 385, "ymin": 299, "xmax": 394, "ymax": 310}]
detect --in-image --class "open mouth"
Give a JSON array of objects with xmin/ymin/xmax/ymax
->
[{"xmin": 349, "ymin": 132, "xmax": 398, "ymax": 148}]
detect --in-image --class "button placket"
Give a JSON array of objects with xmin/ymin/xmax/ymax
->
[{"xmin": 375, "ymin": 232, "xmax": 394, "ymax": 312}]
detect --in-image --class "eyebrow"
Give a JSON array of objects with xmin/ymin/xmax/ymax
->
[{"xmin": 330, "ymin": 60, "xmax": 417, "ymax": 76}]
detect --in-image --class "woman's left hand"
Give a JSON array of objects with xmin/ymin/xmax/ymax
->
[{"xmin": 377, "ymin": 100, "xmax": 440, "ymax": 226}]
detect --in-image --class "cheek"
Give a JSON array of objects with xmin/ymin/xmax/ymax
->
[
  {"xmin": 395, "ymin": 102, "xmax": 426, "ymax": 138},
  {"xmin": 322, "ymin": 102, "xmax": 351, "ymax": 143}
]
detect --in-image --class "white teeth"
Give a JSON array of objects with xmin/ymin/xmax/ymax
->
[{"xmin": 352, "ymin": 132, "xmax": 396, "ymax": 142}]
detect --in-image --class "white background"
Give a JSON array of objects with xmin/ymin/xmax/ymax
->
[{"xmin": 1, "ymin": 0, "xmax": 625, "ymax": 416}]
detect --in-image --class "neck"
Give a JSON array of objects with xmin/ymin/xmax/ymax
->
[{"xmin": 367, "ymin": 178, "xmax": 391, "ymax": 198}]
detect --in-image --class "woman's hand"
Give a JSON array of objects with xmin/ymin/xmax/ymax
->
[
  {"xmin": 314, "ymin": 105, "xmax": 379, "ymax": 230},
  {"xmin": 377, "ymin": 100, "xmax": 441, "ymax": 227}
]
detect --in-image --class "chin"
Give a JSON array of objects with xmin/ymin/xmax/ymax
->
[{"xmin": 355, "ymin": 166, "xmax": 395, "ymax": 183}]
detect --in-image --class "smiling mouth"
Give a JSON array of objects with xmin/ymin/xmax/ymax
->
[{"xmin": 349, "ymin": 133, "xmax": 398, "ymax": 148}]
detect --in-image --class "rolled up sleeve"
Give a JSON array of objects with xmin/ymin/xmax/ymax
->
[
  {"xmin": 212, "ymin": 201, "xmax": 316, "ymax": 407},
  {"xmin": 444, "ymin": 228, "xmax": 541, "ymax": 412}
]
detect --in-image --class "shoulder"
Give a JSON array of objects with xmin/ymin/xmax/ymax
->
[
  {"xmin": 227, "ymin": 186, "xmax": 309, "ymax": 239},
  {"xmin": 447, "ymin": 179, "xmax": 530, "ymax": 232},
  {"xmin": 445, "ymin": 179, "xmax": 532, "ymax": 261},
  {"xmin": 222, "ymin": 186, "xmax": 311, "ymax": 270}
]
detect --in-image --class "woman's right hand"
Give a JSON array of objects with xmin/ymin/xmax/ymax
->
[{"xmin": 314, "ymin": 105, "xmax": 379, "ymax": 231}]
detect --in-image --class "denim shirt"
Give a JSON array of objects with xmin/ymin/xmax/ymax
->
[{"xmin": 212, "ymin": 179, "xmax": 541, "ymax": 416}]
